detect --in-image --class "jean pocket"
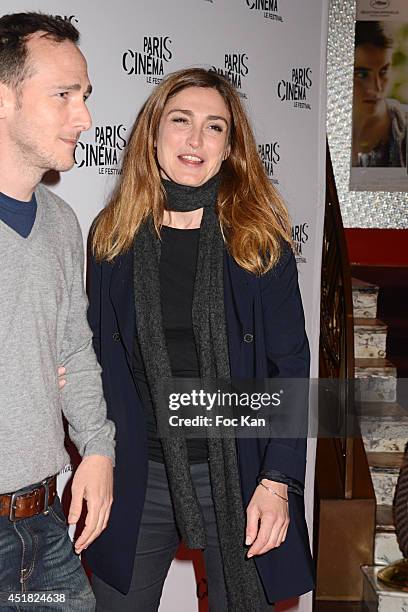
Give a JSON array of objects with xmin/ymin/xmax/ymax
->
[{"xmin": 48, "ymin": 497, "xmax": 68, "ymax": 528}]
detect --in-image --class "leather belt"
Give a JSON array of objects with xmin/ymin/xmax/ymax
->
[{"xmin": 0, "ymin": 475, "xmax": 57, "ymax": 521}]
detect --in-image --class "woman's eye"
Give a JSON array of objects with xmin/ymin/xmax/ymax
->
[
  {"xmin": 57, "ymin": 92, "xmax": 69, "ymax": 99},
  {"xmin": 354, "ymin": 69, "xmax": 369, "ymax": 80},
  {"xmin": 172, "ymin": 117, "xmax": 188, "ymax": 124},
  {"xmin": 209, "ymin": 124, "xmax": 223, "ymax": 133}
]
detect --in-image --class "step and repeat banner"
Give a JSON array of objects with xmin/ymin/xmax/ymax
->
[{"xmin": 5, "ymin": 1, "xmax": 328, "ymax": 609}]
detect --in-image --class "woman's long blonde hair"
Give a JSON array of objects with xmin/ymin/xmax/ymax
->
[{"xmin": 92, "ymin": 67, "xmax": 292, "ymax": 275}]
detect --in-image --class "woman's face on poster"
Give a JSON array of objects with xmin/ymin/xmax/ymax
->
[{"xmin": 353, "ymin": 43, "xmax": 393, "ymax": 119}]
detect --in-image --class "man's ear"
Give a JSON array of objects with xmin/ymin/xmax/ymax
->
[
  {"xmin": 0, "ymin": 84, "xmax": 7, "ymax": 119},
  {"xmin": 0, "ymin": 82, "xmax": 14, "ymax": 119}
]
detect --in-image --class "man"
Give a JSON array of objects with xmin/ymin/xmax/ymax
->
[{"xmin": 0, "ymin": 12, "xmax": 115, "ymax": 610}]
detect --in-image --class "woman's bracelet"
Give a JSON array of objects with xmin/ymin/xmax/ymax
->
[{"xmin": 258, "ymin": 480, "xmax": 288, "ymax": 502}]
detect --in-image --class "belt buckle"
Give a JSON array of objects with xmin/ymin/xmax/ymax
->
[
  {"xmin": 9, "ymin": 491, "xmax": 18, "ymax": 521},
  {"xmin": 8, "ymin": 478, "xmax": 51, "ymax": 522}
]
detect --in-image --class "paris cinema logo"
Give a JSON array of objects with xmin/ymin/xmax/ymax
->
[
  {"xmin": 122, "ymin": 35, "xmax": 173, "ymax": 85},
  {"xmin": 278, "ymin": 67, "xmax": 312, "ymax": 110},
  {"xmin": 246, "ymin": 0, "xmax": 283, "ymax": 22},
  {"xmin": 258, "ymin": 141, "xmax": 280, "ymax": 185},
  {"xmin": 292, "ymin": 222, "xmax": 309, "ymax": 265},
  {"xmin": 210, "ymin": 53, "xmax": 249, "ymax": 99},
  {"xmin": 75, "ymin": 124, "xmax": 127, "ymax": 175}
]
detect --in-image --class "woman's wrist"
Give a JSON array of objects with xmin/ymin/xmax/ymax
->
[{"xmin": 258, "ymin": 479, "xmax": 288, "ymax": 502}]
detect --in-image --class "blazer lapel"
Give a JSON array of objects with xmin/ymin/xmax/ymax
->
[
  {"xmin": 223, "ymin": 251, "xmax": 256, "ymax": 330},
  {"xmin": 109, "ymin": 249, "xmax": 135, "ymax": 359}
]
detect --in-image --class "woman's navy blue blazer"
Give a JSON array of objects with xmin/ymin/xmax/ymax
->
[{"xmin": 85, "ymin": 242, "xmax": 315, "ymax": 602}]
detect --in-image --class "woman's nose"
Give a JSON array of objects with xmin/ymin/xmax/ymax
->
[{"xmin": 187, "ymin": 126, "xmax": 203, "ymax": 149}]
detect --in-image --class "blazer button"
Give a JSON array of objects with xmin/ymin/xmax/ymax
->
[
  {"xmin": 112, "ymin": 331, "xmax": 120, "ymax": 342},
  {"xmin": 243, "ymin": 333, "xmax": 253, "ymax": 343}
]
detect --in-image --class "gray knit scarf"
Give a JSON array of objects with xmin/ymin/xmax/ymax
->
[{"xmin": 132, "ymin": 174, "xmax": 265, "ymax": 610}]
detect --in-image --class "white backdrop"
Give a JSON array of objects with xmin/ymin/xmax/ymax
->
[{"xmin": 4, "ymin": 2, "xmax": 328, "ymax": 609}]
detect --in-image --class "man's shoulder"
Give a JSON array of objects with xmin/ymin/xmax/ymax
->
[{"xmin": 35, "ymin": 183, "xmax": 81, "ymax": 232}]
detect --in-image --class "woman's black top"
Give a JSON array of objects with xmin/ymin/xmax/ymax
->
[{"xmin": 133, "ymin": 225, "xmax": 208, "ymax": 463}]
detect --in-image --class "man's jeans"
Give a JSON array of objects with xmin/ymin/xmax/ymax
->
[{"xmin": 0, "ymin": 488, "xmax": 95, "ymax": 611}]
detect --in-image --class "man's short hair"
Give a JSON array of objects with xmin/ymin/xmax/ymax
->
[{"xmin": 0, "ymin": 12, "xmax": 80, "ymax": 89}]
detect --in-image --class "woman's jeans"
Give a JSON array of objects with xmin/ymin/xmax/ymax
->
[
  {"xmin": 0, "ymin": 489, "xmax": 95, "ymax": 612},
  {"xmin": 92, "ymin": 460, "xmax": 272, "ymax": 612}
]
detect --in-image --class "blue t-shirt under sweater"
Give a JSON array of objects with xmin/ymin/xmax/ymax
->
[{"xmin": 0, "ymin": 191, "xmax": 37, "ymax": 238}]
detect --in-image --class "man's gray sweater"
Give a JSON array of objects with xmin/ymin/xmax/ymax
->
[{"xmin": 0, "ymin": 184, "xmax": 115, "ymax": 493}]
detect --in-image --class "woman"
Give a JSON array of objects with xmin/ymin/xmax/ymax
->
[
  {"xmin": 85, "ymin": 68, "xmax": 314, "ymax": 611},
  {"xmin": 352, "ymin": 21, "xmax": 406, "ymax": 167}
]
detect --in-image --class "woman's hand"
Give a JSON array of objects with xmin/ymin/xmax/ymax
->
[
  {"xmin": 58, "ymin": 366, "xmax": 66, "ymax": 390},
  {"xmin": 245, "ymin": 480, "xmax": 289, "ymax": 558}
]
